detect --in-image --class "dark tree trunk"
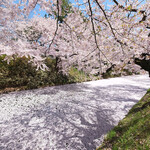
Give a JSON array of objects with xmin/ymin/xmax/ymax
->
[{"xmin": 134, "ymin": 53, "xmax": 150, "ymax": 77}]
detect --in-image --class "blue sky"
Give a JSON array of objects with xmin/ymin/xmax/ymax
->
[
  {"xmin": 13, "ymin": 0, "xmax": 146, "ymax": 19},
  {"xmin": 14, "ymin": 0, "xmax": 107, "ymax": 18},
  {"xmin": 29, "ymin": 0, "xmax": 83, "ymax": 18},
  {"xmin": 28, "ymin": 0, "xmax": 111, "ymax": 18}
]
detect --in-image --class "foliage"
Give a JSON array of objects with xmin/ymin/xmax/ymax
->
[
  {"xmin": 97, "ymin": 89, "xmax": 150, "ymax": 150},
  {"xmin": 0, "ymin": 56, "xmax": 91, "ymax": 92},
  {"xmin": 0, "ymin": 55, "xmax": 36, "ymax": 89},
  {"xmin": 68, "ymin": 67, "xmax": 91, "ymax": 83},
  {"xmin": 0, "ymin": 56, "xmax": 70, "ymax": 90},
  {"xmin": 101, "ymin": 65, "xmax": 138, "ymax": 79},
  {"xmin": 54, "ymin": 0, "xmax": 72, "ymax": 23}
]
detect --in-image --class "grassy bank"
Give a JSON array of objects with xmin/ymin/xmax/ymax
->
[{"xmin": 97, "ymin": 89, "xmax": 150, "ymax": 150}]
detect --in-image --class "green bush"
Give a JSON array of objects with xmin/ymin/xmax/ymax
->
[
  {"xmin": 68, "ymin": 67, "xmax": 91, "ymax": 83},
  {"xmin": 0, "ymin": 55, "xmax": 37, "ymax": 89},
  {"xmin": 0, "ymin": 55, "xmax": 92, "ymax": 91},
  {"xmin": 0, "ymin": 55, "xmax": 71, "ymax": 90}
]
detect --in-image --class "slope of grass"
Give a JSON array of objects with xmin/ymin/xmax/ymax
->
[{"xmin": 97, "ymin": 89, "xmax": 150, "ymax": 150}]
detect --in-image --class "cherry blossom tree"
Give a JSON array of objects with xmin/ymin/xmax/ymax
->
[{"xmin": 0, "ymin": 0, "xmax": 149, "ymax": 75}]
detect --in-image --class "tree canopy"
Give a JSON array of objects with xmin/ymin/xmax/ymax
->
[{"xmin": 0, "ymin": 0, "xmax": 149, "ymax": 74}]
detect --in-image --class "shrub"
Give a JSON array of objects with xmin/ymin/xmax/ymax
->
[
  {"xmin": 68, "ymin": 67, "xmax": 91, "ymax": 83},
  {"xmin": 0, "ymin": 55, "xmax": 37, "ymax": 89},
  {"xmin": 0, "ymin": 55, "xmax": 71, "ymax": 90}
]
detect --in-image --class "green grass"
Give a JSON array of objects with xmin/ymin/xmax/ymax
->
[
  {"xmin": 68, "ymin": 67, "xmax": 92, "ymax": 83},
  {"xmin": 97, "ymin": 89, "xmax": 150, "ymax": 150}
]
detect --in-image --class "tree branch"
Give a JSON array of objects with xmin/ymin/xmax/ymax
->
[
  {"xmin": 112, "ymin": 0, "xmax": 147, "ymax": 23},
  {"xmin": 45, "ymin": 0, "xmax": 59, "ymax": 56},
  {"xmin": 88, "ymin": 0, "xmax": 102, "ymax": 74},
  {"xmin": 94, "ymin": 0, "xmax": 127, "ymax": 48}
]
